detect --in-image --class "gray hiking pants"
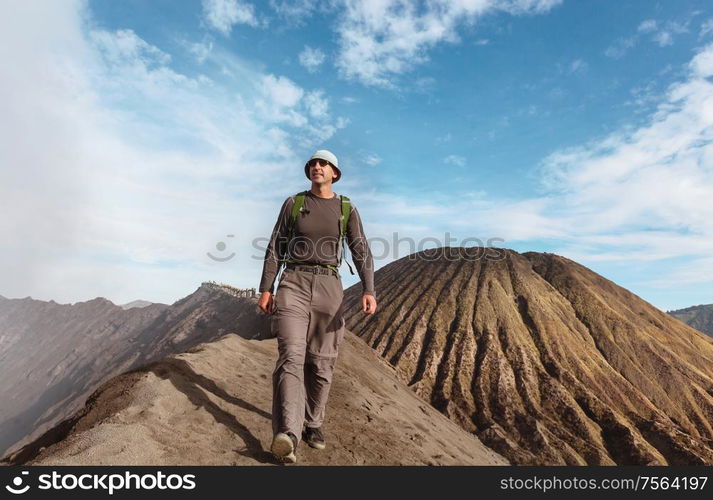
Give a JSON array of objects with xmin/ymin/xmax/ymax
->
[{"xmin": 270, "ymin": 266, "xmax": 345, "ymax": 440}]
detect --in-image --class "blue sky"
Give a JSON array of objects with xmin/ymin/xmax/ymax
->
[{"xmin": 2, "ymin": 0, "xmax": 713, "ymax": 311}]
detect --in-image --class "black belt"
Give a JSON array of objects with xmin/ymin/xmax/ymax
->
[{"xmin": 286, "ymin": 263, "xmax": 338, "ymax": 276}]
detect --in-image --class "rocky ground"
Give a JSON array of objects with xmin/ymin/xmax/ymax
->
[{"xmin": 3, "ymin": 331, "xmax": 506, "ymax": 466}]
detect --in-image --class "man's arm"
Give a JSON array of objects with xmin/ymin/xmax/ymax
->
[
  {"xmin": 259, "ymin": 196, "xmax": 293, "ymax": 294},
  {"xmin": 346, "ymin": 203, "xmax": 376, "ymax": 299}
]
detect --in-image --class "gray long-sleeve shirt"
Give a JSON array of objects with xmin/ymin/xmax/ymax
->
[{"xmin": 259, "ymin": 191, "xmax": 376, "ymax": 298}]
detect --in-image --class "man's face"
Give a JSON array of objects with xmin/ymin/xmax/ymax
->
[{"xmin": 308, "ymin": 158, "xmax": 336, "ymax": 183}]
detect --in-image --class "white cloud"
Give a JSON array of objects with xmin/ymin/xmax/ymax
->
[
  {"xmin": 607, "ymin": 17, "xmax": 692, "ymax": 58},
  {"xmin": 298, "ymin": 45, "xmax": 326, "ymax": 72},
  {"xmin": 261, "ymin": 74, "xmax": 303, "ymax": 107},
  {"xmin": 625, "ymin": 80, "xmax": 665, "ymax": 110},
  {"xmin": 570, "ymin": 59, "xmax": 587, "ymax": 73},
  {"xmin": 644, "ymin": 256, "xmax": 713, "ymax": 287},
  {"xmin": 604, "ymin": 36, "xmax": 637, "ymax": 59},
  {"xmin": 690, "ymin": 45, "xmax": 713, "ymax": 77},
  {"xmin": 444, "ymin": 155, "xmax": 466, "ymax": 167},
  {"xmin": 638, "ymin": 19, "xmax": 657, "ymax": 33},
  {"xmin": 497, "ymin": 42, "xmax": 713, "ymax": 277},
  {"xmin": 0, "ymin": 0, "xmax": 348, "ymax": 305},
  {"xmin": 643, "ymin": 18, "xmax": 689, "ymax": 48},
  {"xmin": 412, "ymin": 76, "xmax": 437, "ymax": 93},
  {"xmin": 201, "ymin": 0, "xmax": 261, "ymax": 35},
  {"xmin": 253, "ymin": 76, "xmax": 345, "ymax": 139},
  {"xmin": 558, "ymin": 58, "xmax": 587, "ymax": 75},
  {"xmin": 268, "ymin": 0, "xmax": 326, "ymax": 26},
  {"xmin": 91, "ymin": 28, "xmax": 171, "ymax": 67},
  {"xmin": 363, "ymin": 154, "xmax": 382, "ymax": 166},
  {"xmin": 334, "ymin": 0, "xmax": 562, "ymax": 87},
  {"xmin": 269, "ymin": 0, "xmax": 314, "ymax": 17},
  {"xmin": 304, "ymin": 89, "xmax": 329, "ymax": 118},
  {"xmin": 701, "ymin": 18, "xmax": 713, "ymax": 38},
  {"xmin": 183, "ymin": 36, "xmax": 214, "ymax": 64},
  {"xmin": 436, "ymin": 132, "xmax": 452, "ymax": 144},
  {"xmin": 653, "ymin": 30, "xmax": 673, "ymax": 47}
]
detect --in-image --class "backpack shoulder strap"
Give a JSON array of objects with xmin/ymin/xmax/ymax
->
[
  {"xmin": 339, "ymin": 194, "xmax": 350, "ymax": 237},
  {"xmin": 289, "ymin": 191, "xmax": 308, "ymax": 233},
  {"xmin": 279, "ymin": 191, "xmax": 308, "ymax": 268},
  {"xmin": 337, "ymin": 194, "xmax": 355, "ymax": 275}
]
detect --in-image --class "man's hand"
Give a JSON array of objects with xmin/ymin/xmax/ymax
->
[
  {"xmin": 362, "ymin": 294, "xmax": 377, "ymax": 315},
  {"xmin": 258, "ymin": 291, "xmax": 274, "ymax": 314}
]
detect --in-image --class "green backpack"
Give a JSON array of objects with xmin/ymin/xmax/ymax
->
[{"xmin": 277, "ymin": 190, "xmax": 355, "ymax": 277}]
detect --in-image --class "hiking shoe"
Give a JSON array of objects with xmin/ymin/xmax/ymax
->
[
  {"xmin": 271, "ymin": 432, "xmax": 298, "ymax": 463},
  {"xmin": 302, "ymin": 426, "xmax": 326, "ymax": 450}
]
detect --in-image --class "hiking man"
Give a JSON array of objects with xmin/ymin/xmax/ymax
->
[{"xmin": 257, "ymin": 149, "xmax": 377, "ymax": 463}]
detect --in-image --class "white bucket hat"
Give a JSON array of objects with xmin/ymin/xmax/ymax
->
[{"xmin": 304, "ymin": 149, "xmax": 341, "ymax": 183}]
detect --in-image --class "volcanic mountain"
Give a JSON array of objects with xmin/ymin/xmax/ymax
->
[
  {"xmin": 342, "ymin": 247, "xmax": 713, "ymax": 465},
  {"xmin": 0, "ymin": 283, "xmax": 270, "ymax": 459},
  {"xmin": 669, "ymin": 304, "xmax": 713, "ymax": 338}
]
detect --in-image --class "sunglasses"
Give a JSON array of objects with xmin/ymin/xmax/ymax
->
[{"xmin": 307, "ymin": 158, "xmax": 331, "ymax": 168}]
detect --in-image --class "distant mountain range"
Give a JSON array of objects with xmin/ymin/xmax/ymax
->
[
  {"xmin": 0, "ymin": 283, "xmax": 269, "ymax": 458},
  {"xmin": 668, "ymin": 304, "xmax": 713, "ymax": 338},
  {"xmin": 120, "ymin": 299, "xmax": 159, "ymax": 310}
]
